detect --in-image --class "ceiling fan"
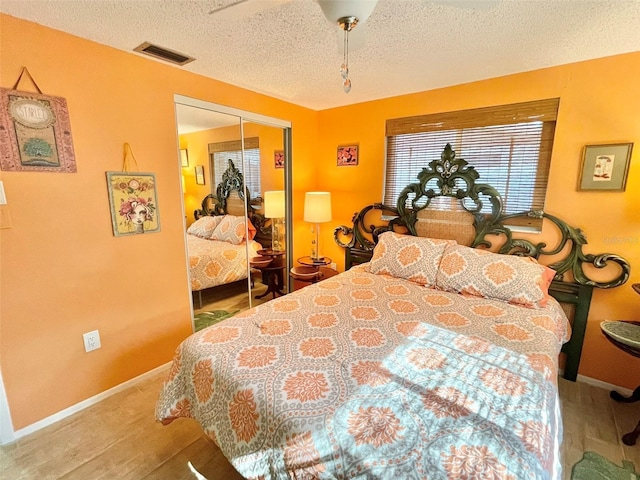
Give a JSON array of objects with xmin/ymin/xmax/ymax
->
[
  {"xmin": 208, "ymin": 0, "xmax": 379, "ymax": 93},
  {"xmin": 209, "ymin": 0, "xmax": 498, "ymax": 92}
]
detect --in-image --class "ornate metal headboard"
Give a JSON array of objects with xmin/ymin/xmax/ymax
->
[
  {"xmin": 193, "ymin": 159, "xmax": 271, "ymax": 248},
  {"xmin": 335, "ymin": 143, "xmax": 631, "ymax": 381}
]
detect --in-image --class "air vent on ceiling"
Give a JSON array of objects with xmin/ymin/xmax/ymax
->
[{"xmin": 133, "ymin": 42, "xmax": 195, "ymax": 66}]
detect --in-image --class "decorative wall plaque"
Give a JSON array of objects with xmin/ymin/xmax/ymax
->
[
  {"xmin": 106, "ymin": 172, "xmax": 160, "ymax": 236},
  {"xmin": 0, "ymin": 68, "xmax": 77, "ymax": 172}
]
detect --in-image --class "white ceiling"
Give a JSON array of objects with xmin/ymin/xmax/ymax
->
[{"xmin": 2, "ymin": 0, "xmax": 640, "ymax": 112}]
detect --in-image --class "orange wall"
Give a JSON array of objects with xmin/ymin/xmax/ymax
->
[
  {"xmin": 0, "ymin": 13, "xmax": 318, "ymax": 430},
  {"xmin": 317, "ymin": 52, "xmax": 640, "ymax": 390},
  {"xmin": 1, "ymin": 13, "xmax": 638, "ymax": 433}
]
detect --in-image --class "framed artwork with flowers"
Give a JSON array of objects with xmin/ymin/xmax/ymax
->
[
  {"xmin": 106, "ymin": 172, "xmax": 160, "ymax": 236},
  {"xmin": 337, "ymin": 144, "xmax": 358, "ymax": 166},
  {"xmin": 578, "ymin": 143, "xmax": 633, "ymax": 191}
]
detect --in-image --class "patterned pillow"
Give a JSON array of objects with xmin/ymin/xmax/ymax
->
[
  {"xmin": 435, "ymin": 243, "xmax": 556, "ymax": 308},
  {"xmin": 368, "ymin": 232, "xmax": 455, "ymax": 287},
  {"xmin": 186, "ymin": 216, "xmax": 223, "ymax": 239},
  {"xmin": 210, "ymin": 215, "xmax": 247, "ymax": 245}
]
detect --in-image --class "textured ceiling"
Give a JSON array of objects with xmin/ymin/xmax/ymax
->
[{"xmin": 1, "ymin": 0, "xmax": 640, "ymax": 111}]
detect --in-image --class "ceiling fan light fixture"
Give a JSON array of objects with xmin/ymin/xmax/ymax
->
[
  {"xmin": 318, "ymin": 0, "xmax": 378, "ymax": 94},
  {"xmin": 317, "ymin": 0, "xmax": 377, "ymax": 25}
]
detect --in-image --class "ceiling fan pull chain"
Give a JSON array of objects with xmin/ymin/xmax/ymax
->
[
  {"xmin": 343, "ymin": 29, "xmax": 352, "ymax": 93},
  {"xmin": 341, "ymin": 30, "xmax": 348, "ymax": 79}
]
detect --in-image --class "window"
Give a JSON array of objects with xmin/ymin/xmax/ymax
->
[
  {"xmin": 208, "ymin": 137, "xmax": 261, "ymax": 199},
  {"xmin": 385, "ymin": 99, "xmax": 559, "ymax": 230}
]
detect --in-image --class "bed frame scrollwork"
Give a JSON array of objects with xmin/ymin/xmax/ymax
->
[
  {"xmin": 335, "ymin": 143, "xmax": 631, "ymax": 381},
  {"xmin": 193, "ymin": 159, "xmax": 271, "ymax": 248}
]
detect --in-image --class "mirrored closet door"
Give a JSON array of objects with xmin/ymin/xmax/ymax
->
[
  {"xmin": 242, "ymin": 119, "xmax": 288, "ymax": 303},
  {"xmin": 174, "ymin": 95, "xmax": 292, "ymax": 330}
]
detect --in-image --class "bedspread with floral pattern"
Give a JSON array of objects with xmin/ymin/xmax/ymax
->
[
  {"xmin": 188, "ymin": 235, "xmax": 261, "ymax": 292},
  {"xmin": 156, "ymin": 265, "xmax": 569, "ymax": 479}
]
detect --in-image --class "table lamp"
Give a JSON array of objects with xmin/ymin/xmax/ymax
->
[
  {"xmin": 264, "ymin": 190, "xmax": 285, "ymax": 252},
  {"xmin": 304, "ymin": 192, "xmax": 332, "ymax": 261}
]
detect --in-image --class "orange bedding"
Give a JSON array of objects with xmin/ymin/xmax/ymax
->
[
  {"xmin": 187, "ymin": 233, "xmax": 261, "ymax": 291},
  {"xmin": 157, "ymin": 264, "xmax": 570, "ymax": 479}
]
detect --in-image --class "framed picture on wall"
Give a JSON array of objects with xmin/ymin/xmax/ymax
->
[
  {"xmin": 180, "ymin": 149, "xmax": 189, "ymax": 167},
  {"xmin": 578, "ymin": 143, "xmax": 633, "ymax": 191},
  {"xmin": 195, "ymin": 165, "xmax": 205, "ymax": 185},
  {"xmin": 0, "ymin": 87, "xmax": 77, "ymax": 173},
  {"xmin": 274, "ymin": 150, "xmax": 284, "ymax": 169},
  {"xmin": 106, "ymin": 172, "xmax": 160, "ymax": 236},
  {"xmin": 337, "ymin": 144, "xmax": 358, "ymax": 166}
]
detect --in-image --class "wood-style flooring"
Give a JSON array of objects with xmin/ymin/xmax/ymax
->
[
  {"xmin": 192, "ymin": 276, "xmax": 274, "ymax": 315},
  {"xmin": 2, "ymin": 370, "xmax": 638, "ymax": 479}
]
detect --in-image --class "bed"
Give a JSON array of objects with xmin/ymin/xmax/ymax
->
[
  {"xmin": 186, "ymin": 233, "xmax": 262, "ymax": 292},
  {"xmin": 187, "ymin": 160, "xmax": 270, "ymax": 303},
  {"xmin": 159, "ymin": 145, "xmax": 629, "ymax": 479}
]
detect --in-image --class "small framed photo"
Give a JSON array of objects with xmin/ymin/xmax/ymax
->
[
  {"xmin": 578, "ymin": 143, "xmax": 633, "ymax": 191},
  {"xmin": 180, "ymin": 149, "xmax": 189, "ymax": 167},
  {"xmin": 195, "ymin": 165, "xmax": 205, "ymax": 185},
  {"xmin": 274, "ymin": 150, "xmax": 284, "ymax": 169},
  {"xmin": 337, "ymin": 144, "xmax": 358, "ymax": 166}
]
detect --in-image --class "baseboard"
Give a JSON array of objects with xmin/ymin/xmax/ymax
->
[
  {"xmin": 3, "ymin": 362, "xmax": 170, "ymax": 445},
  {"xmin": 574, "ymin": 373, "xmax": 634, "ymax": 397},
  {"xmin": 556, "ymin": 367, "xmax": 634, "ymax": 397},
  {"xmin": 0, "ymin": 369, "xmax": 16, "ymax": 445}
]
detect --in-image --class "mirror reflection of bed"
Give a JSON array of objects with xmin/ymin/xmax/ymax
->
[
  {"xmin": 176, "ymin": 100, "xmax": 290, "ymax": 329},
  {"xmin": 187, "ymin": 160, "xmax": 273, "ymax": 317}
]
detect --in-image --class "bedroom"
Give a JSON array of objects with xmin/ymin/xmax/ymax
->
[{"xmin": 0, "ymin": 0, "xmax": 639, "ymax": 478}]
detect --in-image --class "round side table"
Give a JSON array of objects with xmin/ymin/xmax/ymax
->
[
  {"xmin": 254, "ymin": 249, "xmax": 286, "ymax": 300},
  {"xmin": 291, "ymin": 256, "xmax": 334, "ymax": 289},
  {"xmin": 600, "ymin": 314, "xmax": 640, "ymax": 445}
]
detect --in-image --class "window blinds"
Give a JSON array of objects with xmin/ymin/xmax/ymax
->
[
  {"xmin": 385, "ymin": 99, "xmax": 559, "ymax": 229},
  {"xmin": 208, "ymin": 137, "xmax": 261, "ymax": 199}
]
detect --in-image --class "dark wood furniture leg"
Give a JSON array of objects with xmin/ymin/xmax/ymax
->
[
  {"xmin": 622, "ymin": 419, "xmax": 640, "ymax": 446},
  {"xmin": 255, "ymin": 267, "xmax": 285, "ymax": 300},
  {"xmin": 610, "ymin": 387, "xmax": 640, "ymax": 446},
  {"xmin": 602, "ymin": 316, "xmax": 640, "ymax": 446}
]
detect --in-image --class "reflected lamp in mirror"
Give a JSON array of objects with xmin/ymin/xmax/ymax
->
[
  {"xmin": 304, "ymin": 192, "xmax": 332, "ymax": 261},
  {"xmin": 264, "ymin": 190, "xmax": 285, "ymax": 252},
  {"xmin": 180, "ymin": 149, "xmax": 189, "ymax": 167}
]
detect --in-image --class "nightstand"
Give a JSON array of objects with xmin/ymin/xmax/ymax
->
[
  {"xmin": 252, "ymin": 249, "xmax": 286, "ymax": 300},
  {"xmin": 599, "ymin": 283, "xmax": 640, "ymax": 446},
  {"xmin": 291, "ymin": 256, "xmax": 337, "ymax": 290}
]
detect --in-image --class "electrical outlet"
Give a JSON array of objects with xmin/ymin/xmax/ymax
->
[
  {"xmin": 330, "ymin": 262, "xmax": 337, "ymax": 271},
  {"xmin": 83, "ymin": 330, "xmax": 101, "ymax": 352}
]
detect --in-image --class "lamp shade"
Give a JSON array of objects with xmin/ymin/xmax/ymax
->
[
  {"xmin": 317, "ymin": 0, "xmax": 378, "ymax": 24},
  {"xmin": 264, "ymin": 190, "xmax": 285, "ymax": 218},
  {"xmin": 304, "ymin": 192, "xmax": 332, "ymax": 223}
]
